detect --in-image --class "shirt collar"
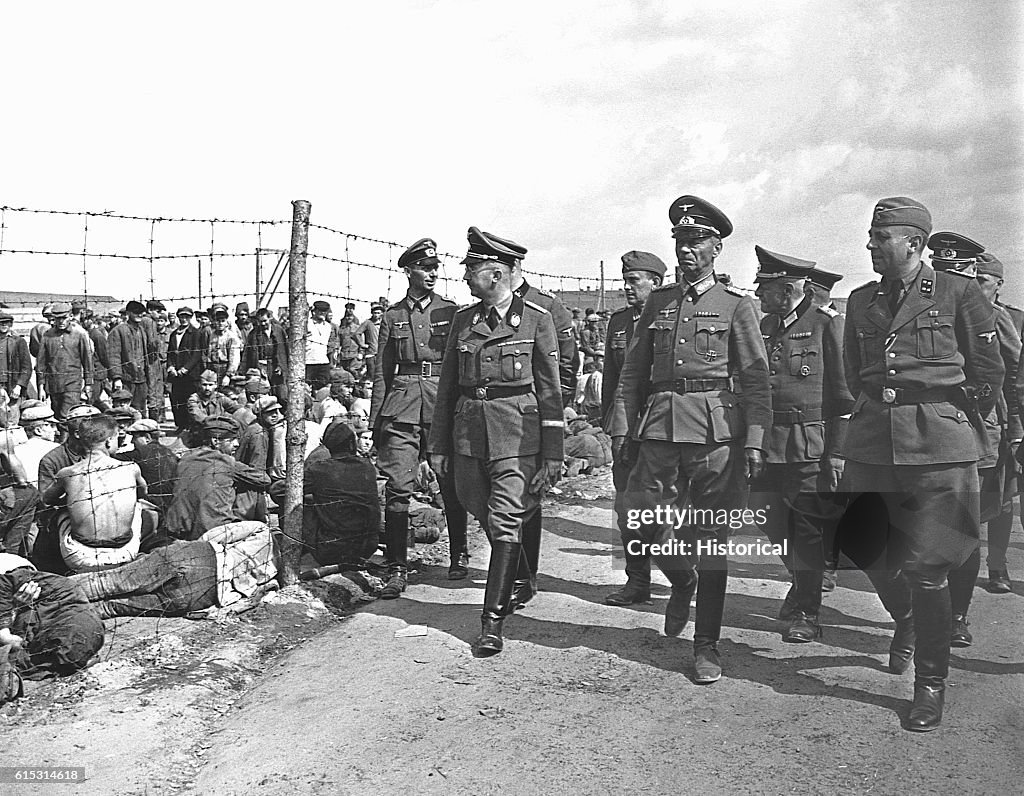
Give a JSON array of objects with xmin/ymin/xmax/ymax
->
[
  {"xmin": 406, "ymin": 292, "xmax": 433, "ymax": 313},
  {"xmin": 484, "ymin": 291, "xmax": 515, "ymax": 317}
]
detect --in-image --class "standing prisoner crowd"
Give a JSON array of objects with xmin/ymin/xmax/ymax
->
[{"xmin": 0, "ymin": 194, "xmax": 1019, "ymax": 733}]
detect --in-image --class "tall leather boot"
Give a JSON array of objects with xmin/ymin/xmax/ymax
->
[
  {"xmin": 693, "ymin": 556, "xmax": 728, "ymax": 684},
  {"xmin": 864, "ymin": 567, "xmax": 915, "ymax": 674},
  {"xmin": 785, "ymin": 569, "xmax": 824, "ymax": 643},
  {"xmin": 474, "ymin": 541, "xmax": 522, "ymax": 657},
  {"xmin": 512, "ymin": 511, "xmax": 542, "ymax": 610},
  {"xmin": 441, "ymin": 477, "xmax": 470, "ymax": 580},
  {"xmin": 380, "ymin": 510, "xmax": 409, "ymax": 599},
  {"xmin": 947, "ymin": 548, "xmax": 979, "ymax": 647},
  {"xmin": 907, "ymin": 583, "xmax": 951, "ymax": 732}
]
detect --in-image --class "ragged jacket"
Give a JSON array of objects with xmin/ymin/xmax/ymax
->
[
  {"xmin": 428, "ymin": 293, "xmax": 564, "ymax": 461},
  {"xmin": 619, "ymin": 274, "xmax": 771, "ymax": 450},
  {"xmin": 843, "ymin": 263, "xmax": 1004, "ymax": 465}
]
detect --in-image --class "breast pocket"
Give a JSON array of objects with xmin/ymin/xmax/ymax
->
[
  {"xmin": 916, "ymin": 315, "xmax": 955, "ymax": 359},
  {"xmin": 390, "ymin": 330, "xmax": 414, "ymax": 361},
  {"xmin": 651, "ymin": 321, "xmax": 674, "ymax": 354},
  {"xmin": 695, "ymin": 321, "xmax": 729, "ymax": 359},
  {"xmin": 500, "ymin": 347, "xmax": 530, "ymax": 381},
  {"xmin": 457, "ymin": 341, "xmax": 480, "ymax": 382},
  {"xmin": 855, "ymin": 327, "xmax": 883, "ymax": 363},
  {"xmin": 789, "ymin": 347, "xmax": 819, "ymax": 377}
]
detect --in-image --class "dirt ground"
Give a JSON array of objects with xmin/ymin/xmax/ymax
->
[{"xmin": 3, "ymin": 468, "xmax": 1023, "ymax": 795}]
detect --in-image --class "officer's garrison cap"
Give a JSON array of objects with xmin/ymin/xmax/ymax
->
[
  {"xmin": 871, "ymin": 197, "xmax": 932, "ymax": 236},
  {"xmin": 976, "ymin": 251, "xmax": 1004, "ymax": 279},
  {"xmin": 621, "ymin": 251, "xmax": 667, "ymax": 278}
]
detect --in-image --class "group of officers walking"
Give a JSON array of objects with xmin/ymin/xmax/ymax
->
[{"xmin": 378, "ymin": 193, "xmax": 1016, "ymax": 735}]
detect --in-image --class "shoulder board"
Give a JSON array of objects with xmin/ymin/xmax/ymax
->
[
  {"xmin": 723, "ymin": 285, "xmax": 747, "ymax": 297},
  {"xmin": 816, "ymin": 305, "xmax": 840, "ymax": 318},
  {"xmin": 455, "ymin": 303, "xmax": 479, "ymax": 314},
  {"xmin": 850, "ymin": 280, "xmax": 879, "ymax": 295},
  {"xmin": 943, "ymin": 269, "xmax": 973, "ymax": 278},
  {"xmin": 434, "ymin": 294, "xmax": 457, "ymax": 306},
  {"xmin": 523, "ymin": 299, "xmax": 550, "ymax": 314},
  {"xmin": 531, "ymin": 286, "xmax": 555, "ymax": 299},
  {"xmin": 999, "ymin": 300, "xmax": 1023, "ymax": 313}
]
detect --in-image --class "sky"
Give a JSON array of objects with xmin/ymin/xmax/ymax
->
[{"xmin": 1, "ymin": 0, "xmax": 1021, "ymax": 311}]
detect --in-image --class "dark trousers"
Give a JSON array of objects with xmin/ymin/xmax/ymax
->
[
  {"xmin": 170, "ymin": 376, "xmax": 198, "ymax": 429},
  {"xmin": 613, "ymin": 454, "xmax": 651, "ymax": 589}
]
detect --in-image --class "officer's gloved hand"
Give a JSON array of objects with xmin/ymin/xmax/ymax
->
[
  {"xmin": 429, "ymin": 454, "xmax": 449, "ymax": 480},
  {"xmin": 744, "ymin": 448, "xmax": 765, "ymax": 481},
  {"xmin": 617, "ymin": 439, "xmax": 640, "ymax": 469},
  {"xmin": 530, "ymin": 459, "xmax": 563, "ymax": 495}
]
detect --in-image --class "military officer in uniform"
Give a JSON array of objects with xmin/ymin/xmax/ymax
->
[
  {"xmin": 370, "ymin": 238, "xmax": 468, "ymax": 597},
  {"xmin": 841, "ymin": 198, "xmax": 1002, "ymax": 731},
  {"xmin": 751, "ymin": 246, "xmax": 853, "ymax": 642},
  {"xmin": 619, "ymin": 195, "xmax": 771, "ymax": 684},
  {"xmin": 428, "ymin": 227, "xmax": 564, "ymax": 657},
  {"xmin": 601, "ymin": 251, "xmax": 667, "ymax": 606},
  {"xmin": 502, "ymin": 240, "xmax": 578, "ymax": 610}
]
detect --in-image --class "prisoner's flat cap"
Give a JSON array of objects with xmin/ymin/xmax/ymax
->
[
  {"xmin": 202, "ymin": 415, "xmax": 240, "ymax": 437},
  {"xmin": 125, "ymin": 300, "xmax": 146, "ymax": 314},
  {"xmin": 105, "ymin": 406, "xmax": 136, "ymax": 423},
  {"xmin": 0, "ymin": 312, "xmax": 13, "ymax": 323},
  {"xmin": 871, "ymin": 197, "xmax": 932, "ymax": 236},
  {"xmin": 210, "ymin": 302, "xmax": 229, "ymax": 317},
  {"xmin": 145, "ymin": 300, "xmax": 165, "ymax": 312},
  {"xmin": 245, "ymin": 379, "xmax": 270, "ymax": 396},
  {"xmin": 229, "ymin": 374, "xmax": 249, "ymax": 387},
  {"xmin": 70, "ymin": 299, "xmax": 87, "ymax": 311},
  {"xmin": 669, "ymin": 195, "xmax": 733, "ymax": 239},
  {"xmin": 370, "ymin": 302, "xmax": 384, "ymax": 312},
  {"xmin": 176, "ymin": 306, "xmax": 194, "ymax": 317},
  {"xmin": 195, "ymin": 309, "xmax": 209, "ymax": 318},
  {"xmin": 65, "ymin": 404, "xmax": 100, "ymax": 421},
  {"xmin": 806, "ymin": 268, "xmax": 843, "ymax": 291},
  {"xmin": 461, "ymin": 227, "xmax": 527, "ymax": 267},
  {"xmin": 928, "ymin": 231, "xmax": 985, "ymax": 267},
  {"xmin": 311, "ymin": 300, "xmax": 331, "ymax": 313},
  {"xmin": 621, "ymin": 251, "xmax": 667, "ymax": 278},
  {"xmin": 322, "ymin": 419, "xmax": 356, "ymax": 452},
  {"xmin": 976, "ymin": 251, "xmax": 1005, "ymax": 279},
  {"xmin": 586, "ymin": 313, "xmax": 601, "ymax": 322},
  {"xmin": 41, "ymin": 302, "xmax": 54, "ymax": 315},
  {"xmin": 330, "ymin": 368, "xmax": 354, "ymax": 385},
  {"xmin": 126, "ymin": 418, "xmax": 160, "ymax": 434},
  {"xmin": 20, "ymin": 403, "xmax": 54, "ymax": 424},
  {"xmin": 753, "ymin": 246, "xmax": 815, "ymax": 282},
  {"xmin": 110, "ymin": 388, "xmax": 134, "ymax": 401},
  {"xmin": 398, "ymin": 238, "xmax": 441, "ymax": 270},
  {"xmin": 49, "ymin": 302, "xmax": 72, "ymax": 317},
  {"xmin": 345, "ymin": 302, "xmax": 356, "ymax": 310},
  {"xmin": 235, "ymin": 302, "xmax": 250, "ymax": 314},
  {"xmin": 253, "ymin": 395, "xmax": 283, "ymax": 415}
]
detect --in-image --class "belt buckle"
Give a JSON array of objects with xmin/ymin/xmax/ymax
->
[
  {"xmin": 420, "ymin": 361, "xmax": 432, "ymax": 377},
  {"xmin": 882, "ymin": 387, "xmax": 897, "ymax": 404},
  {"xmin": 475, "ymin": 387, "xmax": 487, "ymax": 399}
]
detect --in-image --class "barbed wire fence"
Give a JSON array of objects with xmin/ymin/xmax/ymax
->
[{"xmin": 0, "ymin": 201, "xmax": 607, "ymax": 655}]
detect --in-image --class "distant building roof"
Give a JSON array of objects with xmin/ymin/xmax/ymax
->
[{"xmin": 0, "ymin": 291, "xmax": 120, "ymax": 309}]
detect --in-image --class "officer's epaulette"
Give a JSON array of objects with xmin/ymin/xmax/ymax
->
[
  {"xmin": 999, "ymin": 300, "xmax": 1023, "ymax": 313},
  {"xmin": 523, "ymin": 298, "xmax": 550, "ymax": 314},
  {"xmin": 723, "ymin": 285, "xmax": 748, "ymax": 297},
  {"xmin": 456, "ymin": 302, "xmax": 479, "ymax": 314},
  {"xmin": 532, "ymin": 286, "xmax": 556, "ymax": 299},
  {"xmin": 816, "ymin": 305, "xmax": 840, "ymax": 318},
  {"xmin": 850, "ymin": 280, "xmax": 880, "ymax": 296}
]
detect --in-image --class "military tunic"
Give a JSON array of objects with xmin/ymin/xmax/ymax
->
[
  {"xmin": 619, "ymin": 274, "xmax": 771, "ymax": 547},
  {"xmin": 370, "ymin": 292, "xmax": 458, "ymax": 514},
  {"xmin": 428, "ymin": 294, "xmax": 564, "ymax": 544},
  {"xmin": 842, "ymin": 263, "xmax": 1003, "ymax": 570},
  {"xmin": 753, "ymin": 297, "xmax": 853, "ymax": 588}
]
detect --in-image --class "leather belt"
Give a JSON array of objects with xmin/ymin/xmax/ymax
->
[
  {"xmin": 651, "ymin": 378, "xmax": 732, "ymax": 394},
  {"xmin": 396, "ymin": 361, "xmax": 439, "ymax": 377},
  {"xmin": 867, "ymin": 385, "xmax": 954, "ymax": 405},
  {"xmin": 460, "ymin": 384, "xmax": 533, "ymax": 400},
  {"xmin": 772, "ymin": 407, "xmax": 824, "ymax": 425}
]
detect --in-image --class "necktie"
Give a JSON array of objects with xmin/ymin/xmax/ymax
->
[
  {"xmin": 487, "ymin": 307, "xmax": 500, "ymax": 331},
  {"xmin": 887, "ymin": 280, "xmax": 905, "ymax": 316}
]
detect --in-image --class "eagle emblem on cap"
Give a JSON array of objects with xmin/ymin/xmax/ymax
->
[{"xmin": 678, "ymin": 203, "xmax": 693, "ymax": 212}]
